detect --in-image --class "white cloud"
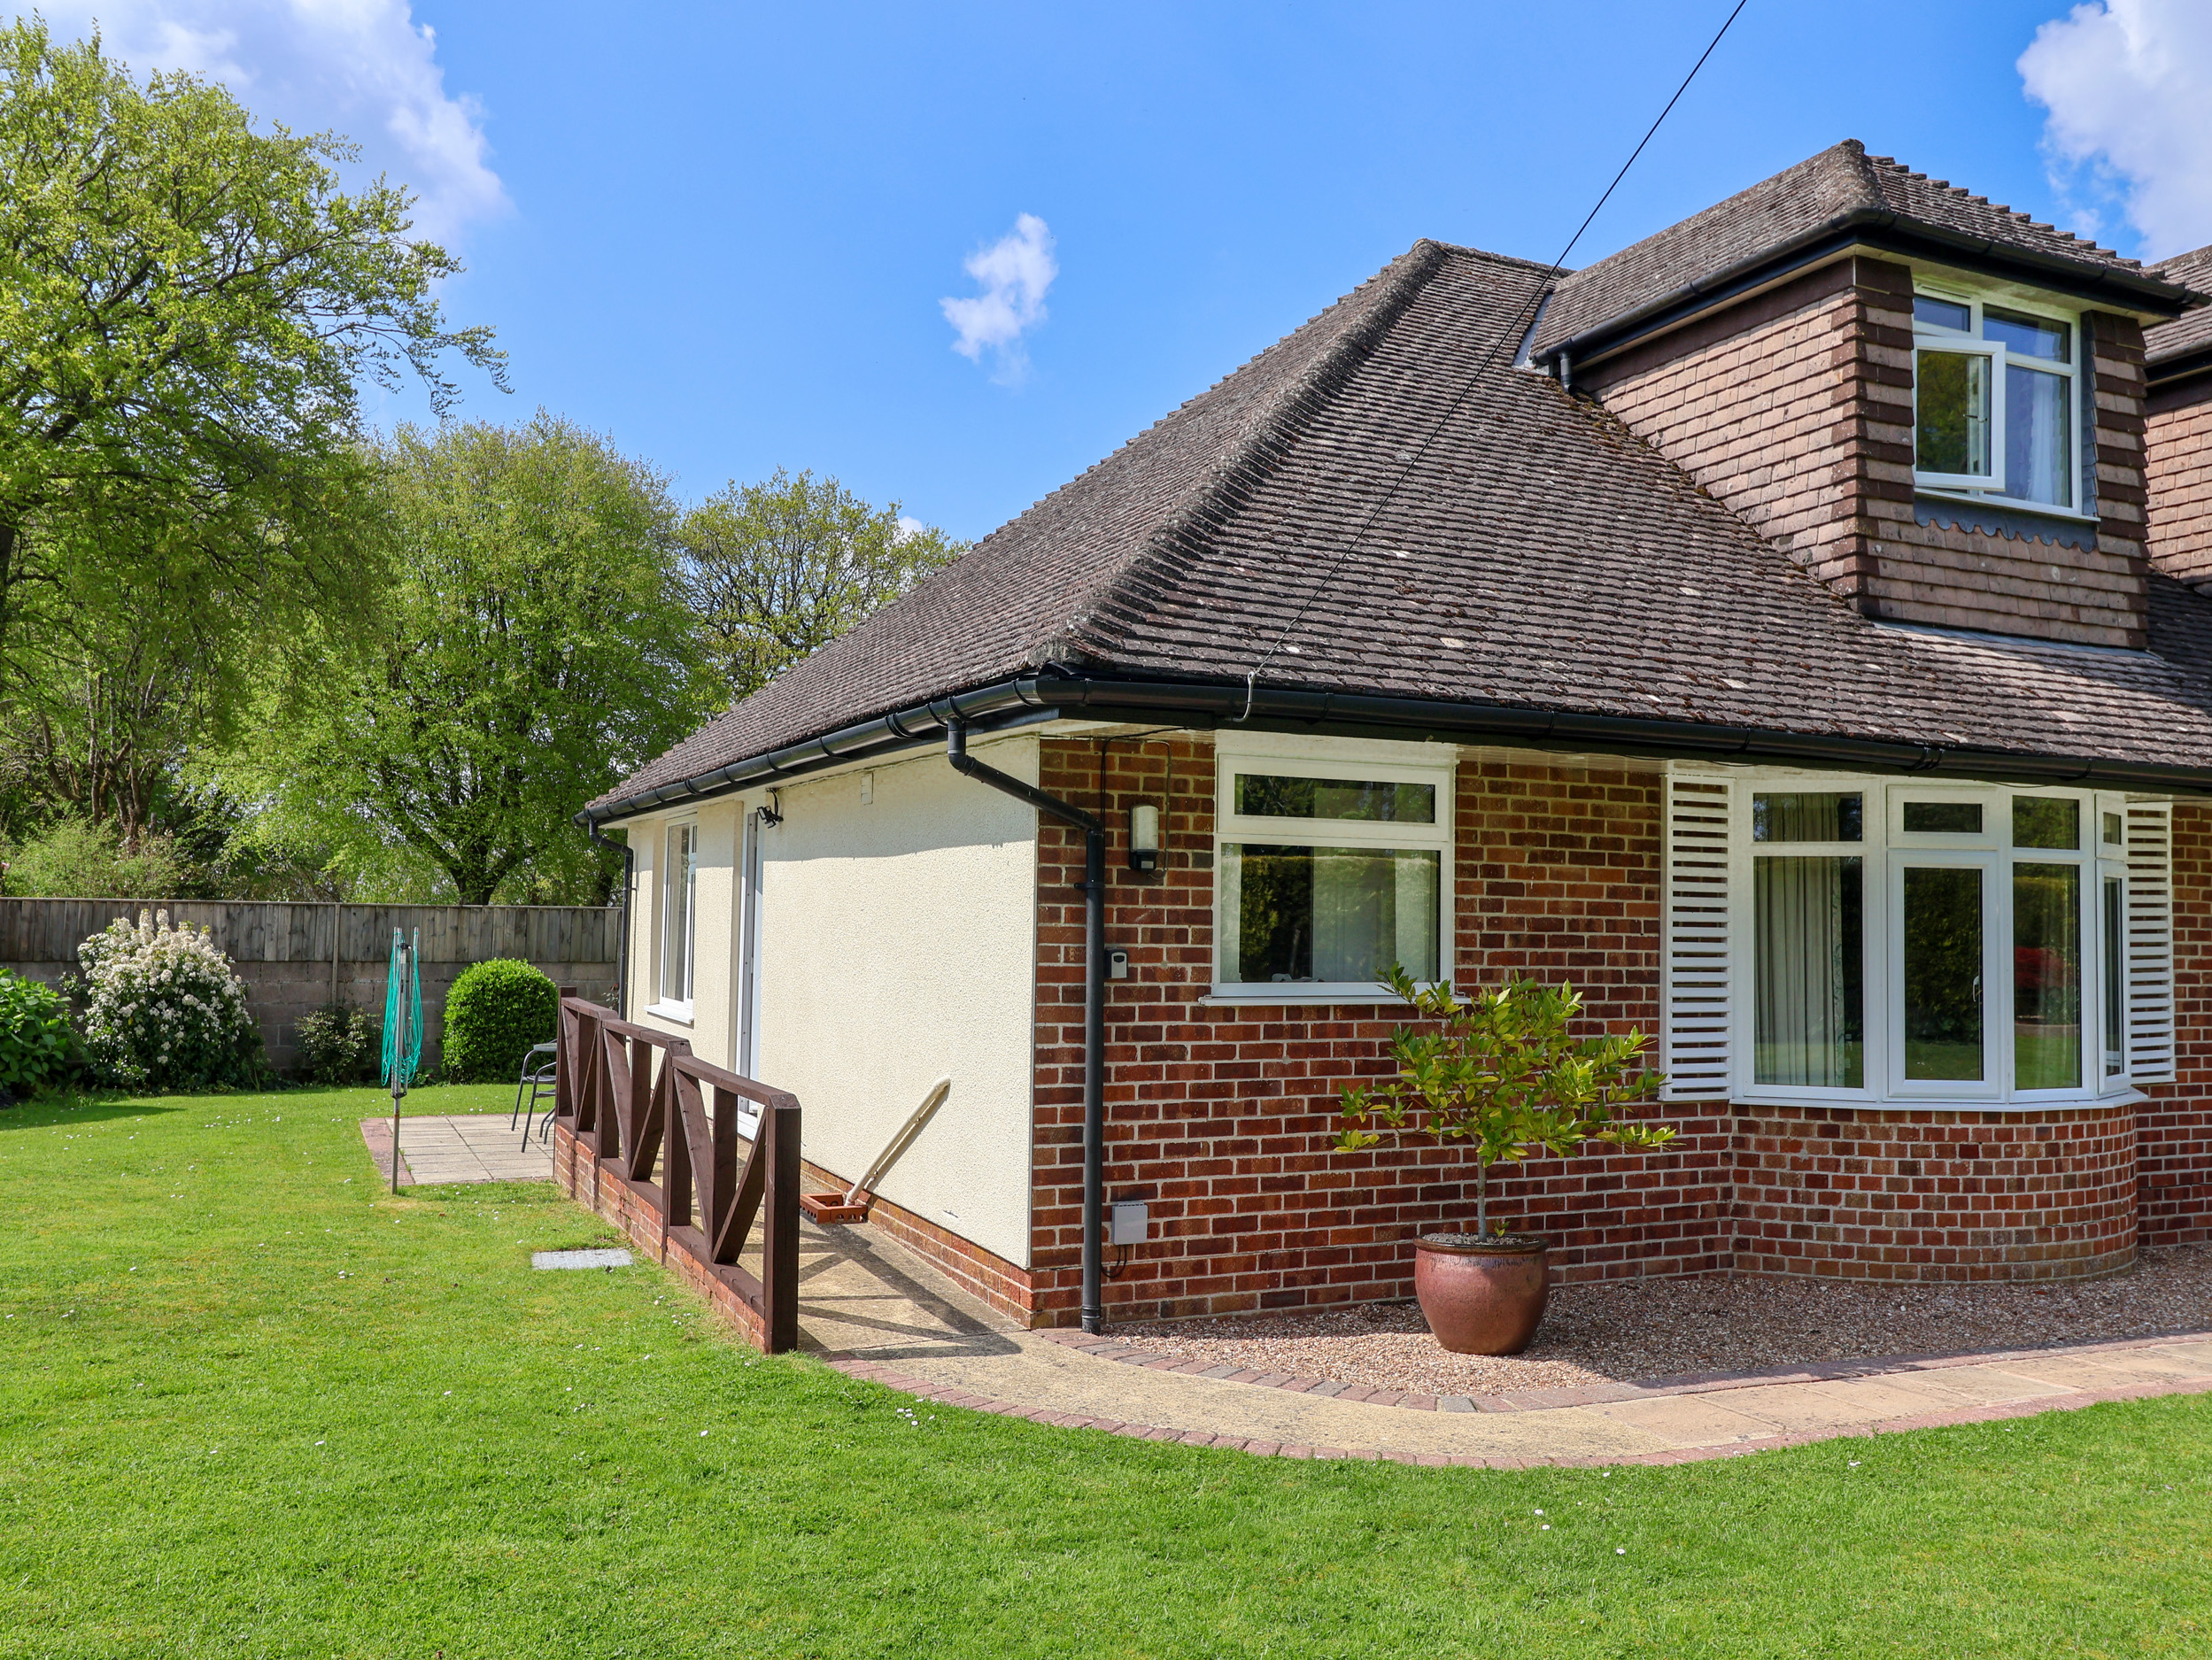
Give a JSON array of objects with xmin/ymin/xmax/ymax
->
[
  {"xmin": 893, "ymin": 514, "xmax": 924, "ymax": 542},
  {"xmin": 940, "ymin": 213, "xmax": 1056, "ymax": 385},
  {"xmin": 2020, "ymin": 0, "xmax": 2212, "ymax": 259},
  {"xmin": 20, "ymin": 0, "xmax": 508, "ymax": 243}
]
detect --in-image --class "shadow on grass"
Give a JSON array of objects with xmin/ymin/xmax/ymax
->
[{"xmin": 0, "ymin": 1093, "xmax": 192, "ymax": 1131}]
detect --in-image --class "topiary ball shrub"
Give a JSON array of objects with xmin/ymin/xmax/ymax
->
[
  {"xmin": 294, "ymin": 1004, "xmax": 374, "ymax": 1086},
  {"xmin": 72, "ymin": 910, "xmax": 265, "ymax": 1092},
  {"xmin": 442, "ymin": 959, "xmax": 558, "ymax": 1083},
  {"xmin": 0, "ymin": 969, "xmax": 78, "ymax": 1100}
]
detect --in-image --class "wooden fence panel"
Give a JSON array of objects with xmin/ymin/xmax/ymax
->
[{"xmin": 0, "ymin": 898, "xmax": 620, "ymax": 1074}]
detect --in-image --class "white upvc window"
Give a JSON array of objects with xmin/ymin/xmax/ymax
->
[
  {"xmin": 657, "ymin": 820, "xmax": 697, "ymax": 1017},
  {"xmin": 1912, "ymin": 284, "xmax": 2083, "ymax": 513},
  {"xmin": 1212, "ymin": 745, "xmax": 1454, "ymax": 1001},
  {"xmin": 1663, "ymin": 770, "xmax": 2171, "ymax": 1107}
]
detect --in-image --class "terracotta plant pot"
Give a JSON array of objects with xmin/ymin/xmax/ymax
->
[{"xmin": 1413, "ymin": 1233, "xmax": 1550, "ymax": 1355}]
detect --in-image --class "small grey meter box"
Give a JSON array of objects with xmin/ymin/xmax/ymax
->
[{"xmin": 1109, "ymin": 1200, "xmax": 1149, "ymax": 1246}]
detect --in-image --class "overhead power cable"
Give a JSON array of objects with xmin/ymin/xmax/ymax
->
[{"xmin": 1232, "ymin": 0, "xmax": 1752, "ymax": 718}]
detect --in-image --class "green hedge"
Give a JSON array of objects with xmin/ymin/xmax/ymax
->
[
  {"xmin": 441, "ymin": 959, "xmax": 558, "ymax": 1084},
  {"xmin": 0, "ymin": 969, "xmax": 75, "ymax": 1098}
]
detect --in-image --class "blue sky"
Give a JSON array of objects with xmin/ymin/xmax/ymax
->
[{"xmin": 22, "ymin": 1, "xmax": 2212, "ymax": 540}]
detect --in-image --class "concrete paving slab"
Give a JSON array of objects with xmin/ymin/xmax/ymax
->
[
  {"xmin": 1585, "ymin": 1394, "xmax": 1785, "ymax": 1448},
  {"xmin": 360, "ymin": 1115, "xmax": 554, "ymax": 1185},
  {"xmin": 1709, "ymin": 1382, "xmax": 1902, "ymax": 1432},
  {"xmin": 1994, "ymin": 1355, "xmax": 2196, "ymax": 1393},
  {"xmin": 1891, "ymin": 1365, "xmax": 2079, "ymax": 1407},
  {"xmin": 1797, "ymin": 1375, "xmax": 1961, "ymax": 1420}
]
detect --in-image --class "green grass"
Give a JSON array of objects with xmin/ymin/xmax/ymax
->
[{"xmin": 2, "ymin": 1089, "xmax": 2208, "ymax": 1659}]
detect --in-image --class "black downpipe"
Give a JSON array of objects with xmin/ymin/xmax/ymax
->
[
  {"xmin": 945, "ymin": 722, "xmax": 1109, "ymax": 1334},
  {"xmin": 587, "ymin": 821, "xmax": 636, "ymax": 1020}
]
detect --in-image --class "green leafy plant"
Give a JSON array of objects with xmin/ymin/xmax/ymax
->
[
  {"xmin": 441, "ymin": 958, "xmax": 557, "ymax": 1083},
  {"xmin": 71, "ymin": 910, "xmax": 264, "ymax": 1091},
  {"xmin": 0, "ymin": 969, "xmax": 76, "ymax": 1096},
  {"xmin": 294, "ymin": 1004, "xmax": 374, "ymax": 1086},
  {"xmin": 1336, "ymin": 966, "xmax": 1675, "ymax": 1239}
]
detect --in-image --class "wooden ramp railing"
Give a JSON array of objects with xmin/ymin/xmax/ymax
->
[{"xmin": 552, "ymin": 995, "xmax": 801, "ymax": 1353}]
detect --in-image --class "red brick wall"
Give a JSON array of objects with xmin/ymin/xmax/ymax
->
[
  {"xmin": 1021, "ymin": 741, "xmax": 2194, "ymax": 1326},
  {"xmin": 2143, "ymin": 799, "xmax": 2212, "ymax": 1247},
  {"xmin": 1585, "ymin": 255, "xmax": 2151, "ymax": 649},
  {"xmin": 1029, "ymin": 740, "xmax": 1722, "ymax": 1327},
  {"xmin": 1731, "ymin": 1104, "xmax": 2139, "ymax": 1282},
  {"xmin": 2146, "ymin": 374, "xmax": 2212, "ymax": 586}
]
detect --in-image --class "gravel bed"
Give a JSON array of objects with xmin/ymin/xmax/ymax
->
[{"xmin": 1108, "ymin": 1246, "xmax": 2212, "ymax": 1399}]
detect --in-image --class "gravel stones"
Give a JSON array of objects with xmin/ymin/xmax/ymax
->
[{"xmin": 1108, "ymin": 1247, "xmax": 2212, "ymax": 1399}]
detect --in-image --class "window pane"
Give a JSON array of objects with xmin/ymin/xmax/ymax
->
[
  {"xmin": 2015, "ymin": 862, "xmax": 2082, "ymax": 1090},
  {"xmin": 2102, "ymin": 810, "xmax": 2124, "ymax": 848},
  {"xmin": 1902, "ymin": 800, "xmax": 1983, "ymax": 835},
  {"xmin": 1917, "ymin": 350, "xmax": 1992, "ymax": 476},
  {"xmin": 2103, "ymin": 875, "xmax": 2125, "ymax": 1079},
  {"xmin": 1754, "ymin": 856, "xmax": 1864, "ymax": 1087},
  {"xmin": 1220, "ymin": 844, "xmax": 1440, "ymax": 984},
  {"xmin": 664, "ymin": 825, "xmax": 695, "ymax": 1004},
  {"xmin": 1903, "ymin": 866, "xmax": 1984, "ymax": 1081},
  {"xmin": 1984, "ymin": 306, "xmax": 2069, "ymax": 363},
  {"xmin": 1234, "ymin": 774, "xmax": 1435, "ymax": 824},
  {"xmin": 1752, "ymin": 792, "xmax": 1863, "ymax": 843},
  {"xmin": 2013, "ymin": 796, "xmax": 2080, "ymax": 849},
  {"xmin": 1914, "ymin": 295, "xmax": 1971, "ymax": 332},
  {"xmin": 2004, "ymin": 363, "xmax": 2071, "ymax": 507}
]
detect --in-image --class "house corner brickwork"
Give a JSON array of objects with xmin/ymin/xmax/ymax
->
[{"xmin": 1006, "ymin": 739, "xmax": 2202, "ymax": 1329}]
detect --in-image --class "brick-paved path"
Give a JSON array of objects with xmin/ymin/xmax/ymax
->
[{"xmin": 798, "ymin": 1227, "xmax": 2212, "ymax": 1467}]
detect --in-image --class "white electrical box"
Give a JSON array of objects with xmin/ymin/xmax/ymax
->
[{"xmin": 1109, "ymin": 1200, "xmax": 1149, "ymax": 1246}]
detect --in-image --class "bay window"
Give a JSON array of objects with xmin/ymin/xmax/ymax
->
[
  {"xmin": 1213, "ymin": 747, "xmax": 1453, "ymax": 999},
  {"xmin": 1912, "ymin": 286, "xmax": 2080, "ymax": 513},
  {"xmin": 1664, "ymin": 772, "xmax": 2169, "ymax": 1104}
]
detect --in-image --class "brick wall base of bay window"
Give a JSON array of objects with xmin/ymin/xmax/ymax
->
[{"xmin": 1729, "ymin": 1102, "xmax": 2139, "ymax": 1282}]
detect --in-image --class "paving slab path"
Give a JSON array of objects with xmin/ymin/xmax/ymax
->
[
  {"xmin": 795, "ymin": 1224, "xmax": 2212, "ymax": 1468},
  {"xmin": 359, "ymin": 1114, "xmax": 553, "ymax": 1186}
]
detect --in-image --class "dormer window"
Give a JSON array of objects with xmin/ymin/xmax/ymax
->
[{"xmin": 1912, "ymin": 286, "xmax": 2081, "ymax": 513}]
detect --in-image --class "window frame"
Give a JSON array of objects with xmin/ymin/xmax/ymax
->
[
  {"xmin": 654, "ymin": 817, "xmax": 699, "ymax": 1022},
  {"xmin": 1210, "ymin": 747, "xmax": 1456, "ymax": 1003},
  {"xmin": 1910, "ymin": 281, "xmax": 2086, "ymax": 516},
  {"xmin": 1725, "ymin": 774, "xmax": 2137, "ymax": 1109}
]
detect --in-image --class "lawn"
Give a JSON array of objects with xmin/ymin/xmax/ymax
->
[{"xmin": 2, "ymin": 1088, "xmax": 2207, "ymax": 1659}]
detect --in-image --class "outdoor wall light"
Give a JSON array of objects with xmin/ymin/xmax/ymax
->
[{"xmin": 1128, "ymin": 803, "xmax": 1160, "ymax": 873}]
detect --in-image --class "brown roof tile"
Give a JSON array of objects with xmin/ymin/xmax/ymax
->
[
  {"xmin": 2147, "ymin": 243, "xmax": 2212, "ymax": 367},
  {"xmin": 596, "ymin": 243, "xmax": 2212, "ymax": 814},
  {"xmin": 1531, "ymin": 139, "xmax": 2151, "ymax": 360}
]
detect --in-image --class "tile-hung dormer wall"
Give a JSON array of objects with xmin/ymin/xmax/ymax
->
[
  {"xmin": 2146, "ymin": 367, "xmax": 2212, "ymax": 583},
  {"xmin": 1582, "ymin": 254, "xmax": 2153, "ymax": 649}
]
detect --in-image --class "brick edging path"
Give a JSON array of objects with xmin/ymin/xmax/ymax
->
[
  {"xmin": 1027, "ymin": 1324, "xmax": 2212, "ymax": 1415},
  {"xmin": 822, "ymin": 1330, "xmax": 2212, "ymax": 1468}
]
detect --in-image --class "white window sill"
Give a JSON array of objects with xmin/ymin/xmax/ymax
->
[
  {"xmin": 641, "ymin": 1002, "xmax": 694, "ymax": 1027},
  {"xmin": 1709, "ymin": 1086, "xmax": 2147, "ymax": 1112},
  {"xmin": 1200, "ymin": 984, "xmax": 1439, "ymax": 1007},
  {"xmin": 1913, "ymin": 487, "xmax": 2099, "ymax": 526}
]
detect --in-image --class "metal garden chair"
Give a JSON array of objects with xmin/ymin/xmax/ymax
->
[{"xmin": 512, "ymin": 1042, "xmax": 559, "ymax": 1145}]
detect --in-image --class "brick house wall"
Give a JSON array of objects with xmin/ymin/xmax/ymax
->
[
  {"xmin": 2146, "ymin": 374, "xmax": 2212, "ymax": 587},
  {"xmin": 1006, "ymin": 737, "xmax": 2197, "ymax": 1326},
  {"xmin": 1582, "ymin": 253, "xmax": 2151, "ymax": 649},
  {"xmin": 2142, "ymin": 799, "xmax": 2212, "ymax": 1247}
]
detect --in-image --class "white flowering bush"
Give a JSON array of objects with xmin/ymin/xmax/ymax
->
[{"xmin": 73, "ymin": 911, "xmax": 265, "ymax": 1091}]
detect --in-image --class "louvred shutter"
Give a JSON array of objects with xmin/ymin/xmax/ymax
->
[
  {"xmin": 2126, "ymin": 800, "xmax": 2177, "ymax": 1085},
  {"xmin": 1662, "ymin": 772, "xmax": 1736, "ymax": 1100}
]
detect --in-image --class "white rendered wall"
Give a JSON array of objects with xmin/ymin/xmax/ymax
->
[{"xmin": 754, "ymin": 740, "xmax": 1040, "ymax": 1267}]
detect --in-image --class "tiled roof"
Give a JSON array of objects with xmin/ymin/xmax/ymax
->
[
  {"xmin": 2148, "ymin": 244, "xmax": 2212, "ymax": 367},
  {"xmin": 596, "ymin": 242, "xmax": 2212, "ymax": 813},
  {"xmin": 1531, "ymin": 139, "xmax": 2152, "ymax": 359}
]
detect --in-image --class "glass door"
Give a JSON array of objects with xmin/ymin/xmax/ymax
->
[{"xmin": 1891, "ymin": 854, "xmax": 1998, "ymax": 1097}]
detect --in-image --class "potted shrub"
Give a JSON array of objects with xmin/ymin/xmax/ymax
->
[{"xmin": 1335, "ymin": 967, "xmax": 1674, "ymax": 1355}]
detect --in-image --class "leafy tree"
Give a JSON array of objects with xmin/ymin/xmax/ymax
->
[
  {"xmin": 0, "ymin": 19, "xmax": 500, "ymax": 811},
  {"xmin": 1336, "ymin": 968, "xmax": 1674, "ymax": 1238},
  {"xmin": 677, "ymin": 469, "xmax": 966, "ymax": 697},
  {"xmin": 4, "ymin": 815, "xmax": 190, "ymax": 899},
  {"xmin": 223, "ymin": 413, "xmax": 715, "ymax": 905}
]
